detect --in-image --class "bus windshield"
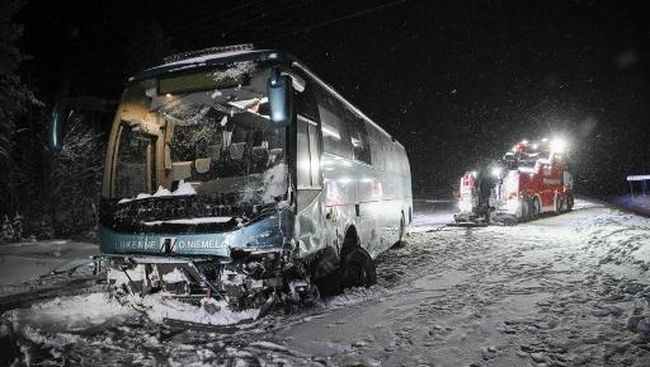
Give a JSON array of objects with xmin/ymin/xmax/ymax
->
[{"xmin": 108, "ymin": 62, "xmax": 288, "ymax": 229}]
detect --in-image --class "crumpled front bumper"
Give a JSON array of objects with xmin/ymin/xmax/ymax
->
[{"xmin": 99, "ymin": 209, "xmax": 293, "ymax": 258}]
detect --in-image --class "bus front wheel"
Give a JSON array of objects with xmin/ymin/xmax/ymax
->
[{"xmin": 340, "ymin": 247, "xmax": 377, "ymax": 289}]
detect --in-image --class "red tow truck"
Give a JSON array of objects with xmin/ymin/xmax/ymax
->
[{"xmin": 454, "ymin": 138, "xmax": 574, "ymax": 225}]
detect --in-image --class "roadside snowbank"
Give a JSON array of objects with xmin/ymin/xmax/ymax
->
[
  {"xmin": 614, "ymin": 194, "xmax": 650, "ymax": 217},
  {"xmin": 0, "ymin": 240, "xmax": 98, "ymax": 296}
]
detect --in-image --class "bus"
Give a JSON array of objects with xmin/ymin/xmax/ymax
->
[{"xmin": 50, "ymin": 44, "xmax": 413, "ymax": 310}]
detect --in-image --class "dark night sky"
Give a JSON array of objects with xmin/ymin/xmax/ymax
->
[{"xmin": 17, "ymin": 0, "xmax": 650, "ymax": 198}]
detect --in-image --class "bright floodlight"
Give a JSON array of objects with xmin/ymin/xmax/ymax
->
[{"xmin": 550, "ymin": 137, "xmax": 567, "ymax": 153}]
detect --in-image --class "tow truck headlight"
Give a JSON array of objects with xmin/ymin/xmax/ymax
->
[{"xmin": 550, "ymin": 137, "xmax": 568, "ymax": 153}]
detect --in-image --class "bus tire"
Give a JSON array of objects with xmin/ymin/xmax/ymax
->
[
  {"xmin": 340, "ymin": 247, "xmax": 376, "ymax": 289},
  {"xmin": 311, "ymin": 248, "xmax": 343, "ymax": 297},
  {"xmin": 313, "ymin": 268, "xmax": 342, "ymax": 297}
]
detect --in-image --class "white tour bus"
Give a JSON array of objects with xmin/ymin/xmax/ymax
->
[{"xmin": 50, "ymin": 44, "xmax": 413, "ymax": 310}]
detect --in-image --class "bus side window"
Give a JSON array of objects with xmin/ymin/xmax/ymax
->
[
  {"xmin": 297, "ymin": 120, "xmax": 311, "ymax": 188},
  {"xmin": 295, "ymin": 79, "xmax": 322, "ymax": 188},
  {"xmin": 297, "ymin": 118, "xmax": 322, "ymax": 188},
  {"xmin": 308, "ymin": 122, "xmax": 321, "ymax": 187},
  {"xmin": 294, "ymin": 79, "xmax": 319, "ymax": 122},
  {"xmin": 315, "ymin": 88, "xmax": 352, "ymax": 159},
  {"xmin": 346, "ymin": 110, "xmax": 371, "ymax": 165},
  {"xmin": 368, "ymin": 128, "xmax": 386, "ymax": 170}
]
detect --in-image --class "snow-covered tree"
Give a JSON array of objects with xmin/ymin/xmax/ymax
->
[
  {"xmin": 1, "ymin": 215, "xmax": 14, "ymax": 242},
  {"xmin": 12, "ymin": 212, "xmax": 23, "ymax": 241},
  {"xmin": 0, "ymin": 0, "xmax": 42, "ymax": 217},
  {"xmin": 48, "ymin": 110, "xmax": 107, "ymax": 234}
]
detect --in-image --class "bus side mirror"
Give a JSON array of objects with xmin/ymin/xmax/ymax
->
[
  {"xmin": 49, "ymin": 103, "xmax": 69, "ymax": 152},
  {"xmin": 267, "ymin": 68, "xmax": 293, "ymax": 127}
]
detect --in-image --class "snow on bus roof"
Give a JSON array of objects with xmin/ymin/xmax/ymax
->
[
  {"xmin": 130, "ymin": 48, "xmax": 283, "ymax": 82},
  {"xmin": 162, "ymin": 43, "xmax": 257, "ymax": 64},
  {"xmin": 161, "ymin": 49, "xmax": 273, "ymax": 68},
  {"xmin": 627, "ymin": 175, "xmax": 650, "ymax": 182},
  {"xmin": 128, "ymin": 47, "xmax": 405, "ymax": 151}
]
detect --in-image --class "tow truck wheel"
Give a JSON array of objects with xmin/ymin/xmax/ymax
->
[
  {"xmin": 555, "ymin": 196, "xmax": 564, "ymax": 213},
  {"xmin": 566, "ymin": 194, "xmax": 574, "ymax": 211},
  {"xmin": 518, "ymin": 199, "xmax": 530, "ymax": 222},
  {"xmin": 532, "ymin": 197, "xmax": 541, "ymax": 218}
]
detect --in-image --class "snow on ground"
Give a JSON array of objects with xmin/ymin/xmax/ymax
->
[
  {"xmin": 8, "ymin": 293, "xmax": 135, "ymax": 334},
  {"xmin": 139, "ymin": 294, "xmax": 260, "ymax": 326},
  {"xmin": 410, "ymin": 199, "xmax": 456, "ymax": 232},
  {"xmin": 0, "ymin": 240, "xmax": 99, "ymax": 297},
  {"xmin": 265, "ymin": 199, "xmax": 650, "ymax": 366},
  {"xmin": 614, "ymin": 194, "xmax": 650, "ymax": 217},
  {"xmin": 2, "ymin": 198, "xmax": 650, "ymax": 366}
]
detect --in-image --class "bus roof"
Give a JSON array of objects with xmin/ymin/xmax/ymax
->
[
  {"xmin": 129, "ymin": 48, "xmax": 291, "ymax": 82},
  {"xmin": 129, "ymin": 47, "xmax": 404, "ymax": 150}
]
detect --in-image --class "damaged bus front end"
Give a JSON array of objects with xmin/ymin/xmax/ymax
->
[
  {"xmin": 49, "ymin": 45, "xmax": 413, "ymax": 319},
  {"xmin": 99, "ymin": 47, "xmax": 315, "ymax": 312}
]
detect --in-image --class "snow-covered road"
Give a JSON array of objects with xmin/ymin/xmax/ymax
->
[{"xmin": 2, "ymin": 199, "xmax": 650, "ymax": 366}]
